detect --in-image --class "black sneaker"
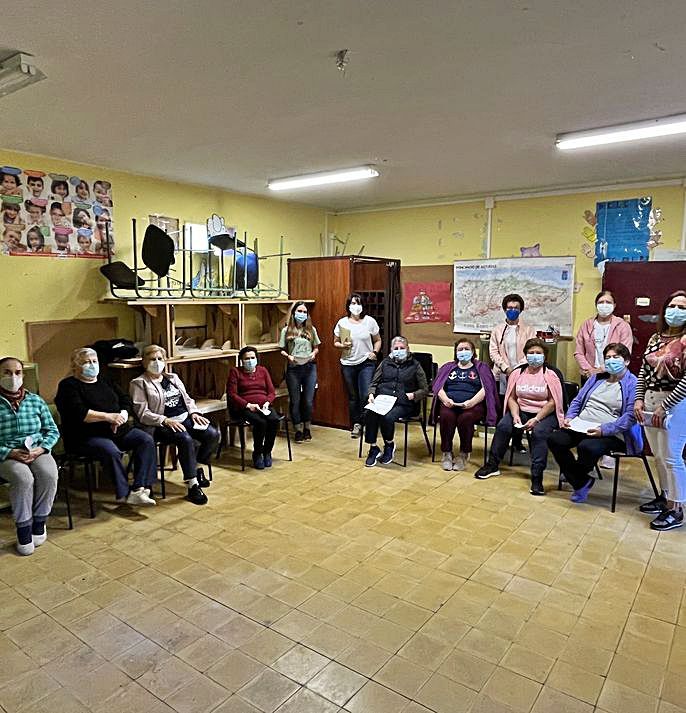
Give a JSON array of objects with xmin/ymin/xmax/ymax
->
[
  {"xmin": 639, "ymin": 494, "xmax": 668, "ymax": 514},
  {"xmin": 379, "ymin": 441, "xmax": 395, "ymax": 465},
  {"xmin": 365, "ymin": 445, "xmax": 381, "ymax": 467},
  {"xmin": 474, "ymin": 464, "xmax": 501, "ymax": 480},
  {"xmin": 252, "ymin": 452, "xmax": 265, "ymax": 470},
  {"xmin": 196, "ymin": 467, "xmax": 210, "ymax": 488},
  {"xmin": 263, "ymin": 452, "xmax": 273, "ymax": 468},
  {"xmin": 530, "ymin": 476, "xmax": 545, "ymax": 496},
  {"xmin": 186, "ymin": 484, "xmax": 208, "ymax": 505},
  {"xmin": 650, "ymin": 508, "xmax": 684, "ymax": 531},
  {"xmin": 295, "ymin": 430, "xmax": 304, "ymax": 443},
  {"xmin": 303, "ymin": 428, "xmax": 312, "ymax": 441}
]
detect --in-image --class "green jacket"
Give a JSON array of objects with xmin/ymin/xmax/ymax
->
[{"xmin": 0, "ymin": 391, "xmax": 59, "ymax": 461}]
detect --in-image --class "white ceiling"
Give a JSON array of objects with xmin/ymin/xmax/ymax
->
[{"xmin": 3, "ymin": 0, "xmax": 686, "ymax": 210}]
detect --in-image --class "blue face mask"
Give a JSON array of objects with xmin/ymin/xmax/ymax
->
[
  {"xmin": 604, "ymin": 357, "xmax": 626, "ymax": 374},
  {"xmin": 455, "ymin": 349, "xmax": 472, "ymax": 363},
  {"xmin": 294, "ymin": 311, "xmax": 308, "ymax": 324},
  {"xmin": 665, "ymin": 306, "xmax": 686, "ymax": 327},
  {"xmin": 243, "ymin": 357, "xmax": 257, "ymax": 371},
  {"xmin": 505, "ymin": 308, "xmax": 521, "ymax": 322},
  {"xmin": 526, "ymin": 353, "xmax": 544, "ymax": 367},
  {"xmin": 82, "ymin": 363, "xmax": 99, "ymax": 379},
  {"xmin": 391, "ymin": 348, "xmax": 408, "ymax": 361}
]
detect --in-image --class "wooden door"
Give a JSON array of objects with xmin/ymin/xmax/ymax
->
[
  {"xmin": 288, "ymin": 257, "xmax": 352, "ymax": 428},
  {"xmin": 603, "ymin": 260, "xmax": 685, "ymax": 373}
]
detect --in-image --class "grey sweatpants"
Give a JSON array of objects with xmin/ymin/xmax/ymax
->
[{"xmin": 0, "ymin": 454, "xmax": 59, "ymax": 527}]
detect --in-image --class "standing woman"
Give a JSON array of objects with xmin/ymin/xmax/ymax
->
[
  {"xmin": 0, "ymin": 357, "xmax": 60, "ymax": 555},
  {"xmin": 279, "ymin": 302, "xmax": 320, "ymax": 443},
  {"xmin": 334, "ymin": 294, "xmax": 382, "ymax": 438},
  {"xmin": 574, "ymin": 290, "xmax": 633, "ymax": 379},
  {"xmin": 634, "ymin": 290, "xmax": 686, "ymax": 531},
  {"xmin": 431, "ymin": 339, "xmax": 499, "ymax": 471}
]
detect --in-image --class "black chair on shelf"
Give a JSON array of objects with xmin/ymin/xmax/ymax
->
[
  {"xmin": 218, "ymin": 413, "xmax": 292, "ymax": 471},
  {"xmin": 357, "ymin": 352, "xmax": 434, "ymax": 468},
  {"xmin": 156, "ymin": 441, "xmax": 214, "ymax": 497}
]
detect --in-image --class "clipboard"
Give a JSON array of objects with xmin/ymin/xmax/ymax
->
[{"xmin": 339, "ymin": 326, "xmax": 352, "ymax": 359}]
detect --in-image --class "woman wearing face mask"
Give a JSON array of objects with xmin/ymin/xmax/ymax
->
[
  {"xmin": 0, "ymin": 357, "xmax": 60, "ymax": 556},
  {"xmin": 280, "ymin": 302, "xmax": 320, "ymax": 443},
  {"xmin": 129, "ymin": 345, "xmax": 219, "ymax": 505},
  {"xmin": 227, "ymin": 347, "xmax": 282, "ymax": 469},
  {"xmin": 55, "ymin": 348, "xmax": 157, "ymax": 506},
  {"xmin": 574, "ymin": 290, "xmax": 633, "ymax": 380},
  {"xmin": 548, "ymin": 343, "xmax": 641, "ymax": 503},
  {"xmin": 431, "ymin": 339, "xmax": 498, "ymax": 471},
  {"xmin": 634, "ymin": 290, "xmax": 686, "ymax": 531},
  {"xmin": 363, "ymin": 337, "xmax": 428, "ymax": 467},
  {"xmin": 334, "ymin": 294, "xmax": 382, "ymax": 438},
  {"xmin": 475, "ymin": 338, "xmax": 565, "ymax": 495}
]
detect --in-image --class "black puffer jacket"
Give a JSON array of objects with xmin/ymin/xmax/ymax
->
[{"xmin": 368, "ymin": 354, "xmax": 429, "ymax": 406}]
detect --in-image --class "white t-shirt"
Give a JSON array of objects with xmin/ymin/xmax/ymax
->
[
  {"xmin": 334, "ymin": 315, "xmax": 380, "ymax": 366},
  {"xmin": 499, "ymin": 325, "xmax": 519, "ymax": 394},
  {"xmin": 593, "ymin": 320, "xmax": 611, "ymax": 367}
]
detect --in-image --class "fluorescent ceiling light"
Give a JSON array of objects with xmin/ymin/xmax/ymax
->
[
  {"xmin": 268, "ymin": 166, "xmax": 379, "ymax": 191},
  {"xmin": 0, "ymin": 52, "xmax": 46, "ymax": 99},
  {"xmin": 557, "ymin": 114, "xmax": 686, "ymax": 150}
]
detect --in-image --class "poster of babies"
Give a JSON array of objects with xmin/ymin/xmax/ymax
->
[{"xmin": 1, "ymin": 165, "xmax": 115, "ymax": 258}]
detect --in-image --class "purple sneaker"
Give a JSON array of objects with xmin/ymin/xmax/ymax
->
[{"xmin": 570, "ymin": 477, "xmax": 595, "ymax": 503}]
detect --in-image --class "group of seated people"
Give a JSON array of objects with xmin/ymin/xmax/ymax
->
[{"xmin": 1, "ymin": 289, "xmax": 684, "ymax": 555}]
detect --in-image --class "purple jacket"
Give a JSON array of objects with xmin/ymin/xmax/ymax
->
[
  {"xmin": 430, "ymin": 359, "xmax": 499, "ymax": 426},
  {"xmin": 566, "ymin": 371, "xmax": 643, "ymax": 455}
]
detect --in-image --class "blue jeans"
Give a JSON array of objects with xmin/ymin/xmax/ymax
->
[
  {"xmin": 341, "ymin": 360, "xmax": 376, "ymax": 427},
  {"xmin": 285, "ymin": 362, "xmax": 317, "ymax": 426},
  {"xmin": 154, "ymin": 416, "xmax": 220, "ymax": 481},
  {"xmin": 665, "ymin": 398, "xmax": 686, "ymax": 502},
  {"xmin": 77, "ymin": 427, "xmax": 157, "ymax": 499}
]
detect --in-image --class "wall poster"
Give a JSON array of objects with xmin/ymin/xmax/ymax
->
[
  {"xmin": 1, "ymin": 165, "xmax": 114, "ymax": 258},
  {"xmin": 594, "ymin": 197, "xmax": 651, "ymax": 268},
  {"xmin": 403, "ymin": 281, "xmax": 452, "ymax": 323}
]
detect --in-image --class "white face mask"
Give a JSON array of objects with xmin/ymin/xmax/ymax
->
[
  {"xmin": 147, "ymin": 358, "xmax": 165, "ymax": 375},
  {"xmin": 349, "ymin": 303, "xmax": 363, "ymax": 316},
  {"xmin": 0, "ymin": 374, "xmax": 23, "ymax": 392},
  {"xmin": 596, "ymin": 303, "xmax": 614, "ymax": 317}
]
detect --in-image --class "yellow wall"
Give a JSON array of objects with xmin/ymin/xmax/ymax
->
[
  {"xmin": 0, "ymin": 149, "xmax": 325, "ymax": 360},
  {"xmin": 330, "ymin": 185, "xmax": 685, "ymax": 377}
]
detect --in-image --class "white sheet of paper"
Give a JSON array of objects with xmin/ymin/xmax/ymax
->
[
  {"xmin": 568, "ymin": 417, "xmax": 601, "ymax": 433},
  {"xmin": 261, "ymin": 403, "xmax": 271, "ymax": 415},
  {"xmin": 364, "ymin": 395, "xmax": 397, "ymax": 415}
]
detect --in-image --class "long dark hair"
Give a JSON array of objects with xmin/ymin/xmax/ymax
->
[
  {"xmin": 657, "ymin": 290, "xmax": 686, "ymax": 334},
  {"xmin": 285, "ymin": 301, "xmax": 313, "ymax": 342}
]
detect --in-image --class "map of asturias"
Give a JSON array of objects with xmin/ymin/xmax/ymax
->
[{"xmin": 453, "ymin": 257, "xmax": 575, "ymax": 336}]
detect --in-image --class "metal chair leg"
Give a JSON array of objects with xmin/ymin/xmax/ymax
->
[
  {"xmin": 85, "ymin": 460, "xmax": 95, "ymax": 519},
  {"xmin": 402, "ymin": 422, "xmax": 408, "ymax": 467},
  {"xmin": 420, "ymin": 421, "xmax": 432, "ymax": 455},
  {"xmin": 238, "ymin": 424, "xmax": 246, "ymax": 472},
  {"xmin": 611, "ymin": 456, "xmax": 621, "ymax": 513},
  {"xmin": 207, "ymin": 461, "xmax": 213, "ymax": 482},
  {"xmin": 431, "ymin": 421, "xmax": 437, "ymax": 462},
  {"xmin": 285, "ymin": 417, "xmax": 292, "ymax": 461},
  {"xmin": 62, "ymin": 464, "xmax": 73, "ymax": 530},
  {"xmin": 642, "ymin": 455, "xmax": 659, "ymax": 497},
  {"xmin": 158, "ymin": 444, "xmax": 167, "ymax": 499},
  {"xmin": 483, "ymin": 424, "xmax": 489, "ymax": 466},
  {"xmin": 358, "ymin": 424, "xmax": 364, "ymax": 458}
]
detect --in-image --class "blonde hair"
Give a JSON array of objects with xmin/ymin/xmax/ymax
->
[
  {"xmin": 142, "ymin": 344, "xmax": 167, "ymax": 366},
  {"xmin": 70, "ymin": 347, "xmax": 97, "ymax": 374}
]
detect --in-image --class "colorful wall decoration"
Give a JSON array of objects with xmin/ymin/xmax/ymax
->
[
  {"xmin": 403, "ymin": 281, "xmax": 452, "ymax": 323},
  {"xmin": 0, "ymin": 165, "xmax": 114, "ymax": 258}
]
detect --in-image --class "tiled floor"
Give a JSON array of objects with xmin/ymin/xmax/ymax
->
[{"xmin": 0, "ymin": 425, "xmax": 684, "ymax": 713}]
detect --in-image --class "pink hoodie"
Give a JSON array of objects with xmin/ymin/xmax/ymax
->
[
  {"xmin": 489, "ymin": 320, "xmax": 537, "ymax": 378},
  {"xmin": 574, "ymin": 315, "xmax": 633, "ymax": 372},
  {"xmin": 504, "ymin": 366, "xmax": 565, "ymax": 427}
]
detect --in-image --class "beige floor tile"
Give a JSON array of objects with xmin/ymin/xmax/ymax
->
[
  {"xmin": 547, "ymin": 660, "xmax": 604, "ymax": 705},
  {"xmin": 418, "ymin": 614, "xmax": 471, "ymax": 645},
  {"xmin": 335, "ymin": 640, "xmax": 392, "ymax": 677},
  {"xmin": 302, "ymin": 623, "xmax": 358, "ymax": 659},
  {"xmin": 481, "ymin": 666, "xmax": 542, "ymax": 713},
  {"xmin": 206, "ymin": 651, "xmax": 265, "ymax": 692},
  {"xmin": 164, "ymin": 676, "xmax": 229, "ymax": 713},
  {"xmin": 214, "ymin": 614, "xmax": 265, "ymax": 647},
  {"xmin": 138, "ymin": 655, "xmax": 201, "ymax": 699},
  {"xmin": 29, "ymin": 687, "xmax": 91, "ymax": 713},
  {"xmin": 415, "ymin": 672, "xmax": 477, "ymax": 713},
  {"xmin": 558, "ymin": 637, "xmax": 614, "ymax": 676},
  {"xmin": 177, "ymin": 633, "xmax": 233, "ymax": 673},
  {"xmin": 468, "ymin": 693, "xmax": 519, "ymax": 713},
  {"xmin": 297, "ymin": 592, "xmax": 346, "ymax": 621},
  {"xmin": 64, "ymin": 662, "xmax": 132, "ymax": 708},
  {"xmin": 437, "ymin": 648, "xmax": 495, "ymax": 691},
  {"xmin": 456, "ymin": 627, "xmax": 511, "ymax": 664},
  {"xmin": 397, "ymin": 632, "xmax": 452, "ymax": 670},
  {"xmin": 112, "ymin": 639, "xmax": 172, "ymax": 679},
  {"xmin": 307, "ymin": 661, "xmax": 367, "ymax": 706},
  {"xmin": 271, "ymin": 610, "xmax": 320, "ymax": 641},
  {"xmin": 5, "ymin": 613, "xmax": 82, "ymax": 665},
  {"xmin": 373, "ymin": 655, "xmax": 431, "ymax": 698},
  {"xmin": 352, "ymin": 588, "xmax": 397, "ymax": 616},
  {"xmin": 530, "ymin": 685, "xmax": 594, "ymax": 713},
  {"xmin": 239, "ymin": 669, "xmax": 301, "ymax": 712},
  {"xmin": 212, "ymin": 696, "xmax": 262, "ymax": 713},
  {"xmin": 345, "ymin": 680, "xmax": 410, "ymax": 713},
  {"xmin": 92, "ymin": 681, "xmax": 176, "ymax": 713},
  {"xmin": 516, "ymin": 622, "xmax": 568, "ymax": 659},
  {"xmin": 239, "ymin": 628, "xmax": 295, "ymax": 665},
  {"xmin": 606, "ymin": 652, "xmax": 664, "ymax": 697},
  {"xmin": 596, "ymin": 679, "xmax": 659, "ymax": 713},
  {"xmin": 273, "ymin": 644, "xmax": 330, "ymax": 684},
  {"xmin": 662, "ymin": 669, "xmax": 686, "ymax": 707},
  {"xmin": 275, "ymin": 687, "xmax": 339, "ymax": 713},
  {"xmin": 0, "ymin": 669, "xmax": 60, "ymax": 712},
  {"xmin": 500, "ymin": 643, "xmax": 554, "ymax": 683}
]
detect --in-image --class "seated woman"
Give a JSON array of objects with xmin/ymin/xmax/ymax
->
[
  {"xmin": 55, "ymin": 347, "xmax": 157, "ymax": 505},
  {"xmin": 474, "ymin": 338, "xmax": 565, "ymax": 495},
  {"xmin": 431, "ymin": 339, "xmax": 499, "ymax": 471},
  {"xmin": 130, "ymin": 345, "xmax": 220, "ymax": 506},
  {"xmin": 0, "ymin": 357, "xmax": 60, "ymax": 555},
  {"xmin": 548, "ymin": 343, "xmax": 641, "ymax": 503},
  {"xmin": 364, "ymin": 336, "xmax": 428, "ymax": 467},
  {"xmin": 227, "ymin": 347, "xmax": 282, "ymax": 470}
]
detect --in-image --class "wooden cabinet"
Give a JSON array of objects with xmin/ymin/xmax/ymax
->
[{"xmin": 287, "ymin": 256, "xmax": 401, "ymax": 429}]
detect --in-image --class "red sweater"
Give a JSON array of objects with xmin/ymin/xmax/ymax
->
[{"xmin": 227, "ymin": 366, "xmax": 276, "ymax": 411}]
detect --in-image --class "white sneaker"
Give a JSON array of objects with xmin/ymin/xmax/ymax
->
[
  {"xmin": 16, "ymin": 540, "xmax": 34, "ymax": 556},
  {"xmin": 441, "ymin": 452, "xmax": 453, "ymax": 471},
  {"xmin": 452, "ymin": 454, "xmax": 467, "ymax": 471},
  {"xmin": 599, "ymin": 455, "xmax": 615, "ymax": 469},
  {"xmin": 33, "ymin": 527, "xmax": 47, "ymax": 547},
  {"xmin": 126, "ymin": 487, "xmax": 156, "ymax": 506}
]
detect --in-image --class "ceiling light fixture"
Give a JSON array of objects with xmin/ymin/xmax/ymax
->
[
  {"xmin": 267, "ymin": 166, "xmax": 379, "ymax": 191},
  {"xmin": 556, "ymin": 114, "xmax": 686, "ymax": 150},
  {"xmin": 0, "ymin": 52, "xmax": 46, "ymax": 99}
]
